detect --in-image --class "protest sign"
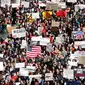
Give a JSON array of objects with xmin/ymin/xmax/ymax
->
[
  {"xmin": 74, "ymin": 41, "xmax": 85, "ymax": 49},
  {"xmin": 29, "ymin": 74, "xmax": 42, "ymax": 83},
  {"xmin": 22, "ymin": 1, "xmax": 29, "ymax": 8},
  {"xmin": 1, "ymin": 0, "xmax": 11, "ymax": 7},
  {"xmin": 16, "ymin": 82, "xmax": 20, "ymax": 85},
  {"xmin": 7, "ymin": 25, "xmax": 16, "ymax": 34},
  {"xmin": 12, "ymin": 28, "xmax": 26, "ymax": 38},
  {"xmin": 45, "ymin": 73, "xmax": 53, "ymax": 81},
  {"xmin": 46, "ymin": 3, "xmax": 60, "ymax": 10},
  {"xmin": 63, "ymin": 69, "xmax": 74, "ymax": 79},
  {"xmin": 68, "ymin": 58, "xmax": 78, "ymax": 67},
  {"xmin": 0, "ymin": 54, "xmax": 3, "ymax": 58},
  {"xmin": 72, "ymin": 31, "xmax": 83, "ymax": 40},
  {"xmin": 31, "ymin": 36, "xmax": 42, "ymax": 42},
  {"xmin": 21, "ymin": 40, "xmax": 27, "ymax": 49},
  {"xmin": 32, "ymin": 13, "xmax": 40, "ymax": 19},
  {"xmin": 26, "ymin": 66, "xmax": 36, "ymax": 72},
  {"xmin": 39, "ymin": 2, "xmax": 46, "ymax": 7},
  {"xmin": 15, "ymin": 62, "xmax": 25, "ymax": 68},
  {"xmin": 78, "ymin": 57, "xmax": 85, "ymax": 65},
  {"xmin": 74, "ymin": 69, "xmax": 85, "ymax": 79},
  {"xmin": 19, "ymin": 68, "xmax": 29, "ymax": 76},
  {"xmin": 0, "ymin": 62, "xmax": 4, "ymax": 71},
  {"xmin": 40, "ymin": 38, "xmax": 50, "ymax": 46},
  {"xmin": 67, "ymin": 0, "xmax": 77, "ymax": 3},
  {"xmin": 75, "ymin": 4, "xmax": 85, "ymax": 11},
  {"xmin": 58, "ymin": 2, "xmax": 66, "ymax": 8},
  {"xmin": 52, "ymin": 21, "xmax": 60, "ymax": 27}
]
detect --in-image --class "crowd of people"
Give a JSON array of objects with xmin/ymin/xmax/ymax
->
[{"xmin": 0, "ymin": 0, "xmax": 85, "ymax": 85}]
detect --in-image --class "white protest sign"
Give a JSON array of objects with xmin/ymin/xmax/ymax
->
[
  {"xmin": 74, "ymin": 41, "xmax": 85, "ymax": 49},
  {"xmin": 31, "ymin": 36, "xmax": 42, "ymax": 42},
  {"xmin": 12, "ymin": 28, "xmax": 26, "ymax": 38},
  {"xmin": 16, "ymin": 82, "xmax": 20, "ymax": 85},
  {"xmin": 12, "ymin": 4, "xmax": 20, "ymax": 8},
  {"xmin": 15, "ymin": 63, "xmax": 25, "ymax": 68},
  {"xmin": 19, "ymin": 68, "xmax": 29, "ymax": 76},
  {"xmin": 0, "ymin": 54, "xmax": 3, "ymax": 58},
  {"xmin": 45, "ymin": 73, "xmax": 53, "ymax": 81},
  {"xmin": 67, "ymin": 0, "xmax": 77, "ymax": 3},
  {"xmin": 29, "ymin": 74, "xmax": 42, "ymax": 83},
  {"xmin": 59, "ymin": 2, "xmax": 66, "ymax": 8},
  {"xmin": 63, "ymin": 69, "xmax": 74, "ymax": 79},
  {"xmin": 1, "ymin": 0, "xmax": 11, "ymax": 7},
  {"xmin": 22, "ymin": 1, "xmax": 29, "ymax": 8},
  {"xmin": 21, "ymin": 40, "xmax": 27, "ymax": 49},
  {"xmin": 75, "ymin": 4, "xmax": 85, "ymax": 11},
  {"xmin": 32, "ymin": 13, "xmax": 40, "ymax": 19},
  {"xmin": 0, "ymin": 62, "xmax": 4, "ymax": 71},
  {"xmin": 40, "ymin": 38, "xmax": 50, "ymax": 46},
  {"xmin": 68, "ymin": 58, "xmax": 78, "ymax": 67},
  {"xmin": 26, "ymin": 66, "xmax": 36, "ymax": 72}
]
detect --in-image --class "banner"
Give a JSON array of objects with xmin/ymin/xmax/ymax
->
[
  {"xmin": 12, "ymin": 28, "xmax": 26, "ymax": 38},
  {"xmin": 1, "ymin": 0, "xmax": 11, "ymax": 7},
  {"xmin": 45, "ymin": 73, "xmax": 53, "ymax": 81},
  {"xmin": 63, "ymin": 69, "xmax": 74, "ymax": 79},
  {"xmin": 72, "ymin": 31, "xmax": 83, "ymax": 40}
]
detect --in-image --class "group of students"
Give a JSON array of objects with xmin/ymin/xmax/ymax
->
[{"xmin": 0, "ymin": 0, "xmax": 85, "ymax": 85}]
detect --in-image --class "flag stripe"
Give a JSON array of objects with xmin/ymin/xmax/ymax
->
[{"xmin": 26, "ymin": 46, "xmax": 41, "ymax": 58}]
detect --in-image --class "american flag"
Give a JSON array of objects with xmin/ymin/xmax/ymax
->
[{"xmin": 26, "ymin": 46, "xmax": 41, "ymax": 58}]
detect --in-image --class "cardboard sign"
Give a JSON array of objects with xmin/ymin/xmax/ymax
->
[
  {"xmin": 12, "ymin": 28, "xmax": 26, "ymax": 38},
  {"xmin": 52, "ymin": 21, "xmax": 60, "ymax": 27},
  {"xmin": 63, "ymin": 69, "xmax": 74, "ymax": 79},
  {"xmin": 45, "ymin": 73, "xmax": 53, "ymax": 81},
  {"xmin": 0, "ymin": 62, "xmax": 4, "ymax": 71},
  {"xmin": 32, "ymin": 13, "xmax": 40, "ymax": 19},
  {"xmin": 1, "ymin": 0, "xmax": 10, "ymax": 7},
  {"xmin": 78, "ymin": 57, "xmax": 85, "ymax": 65},
  {"xmin": 15, "ymin": 63, "xmax": 25, "ymax": 68}
]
